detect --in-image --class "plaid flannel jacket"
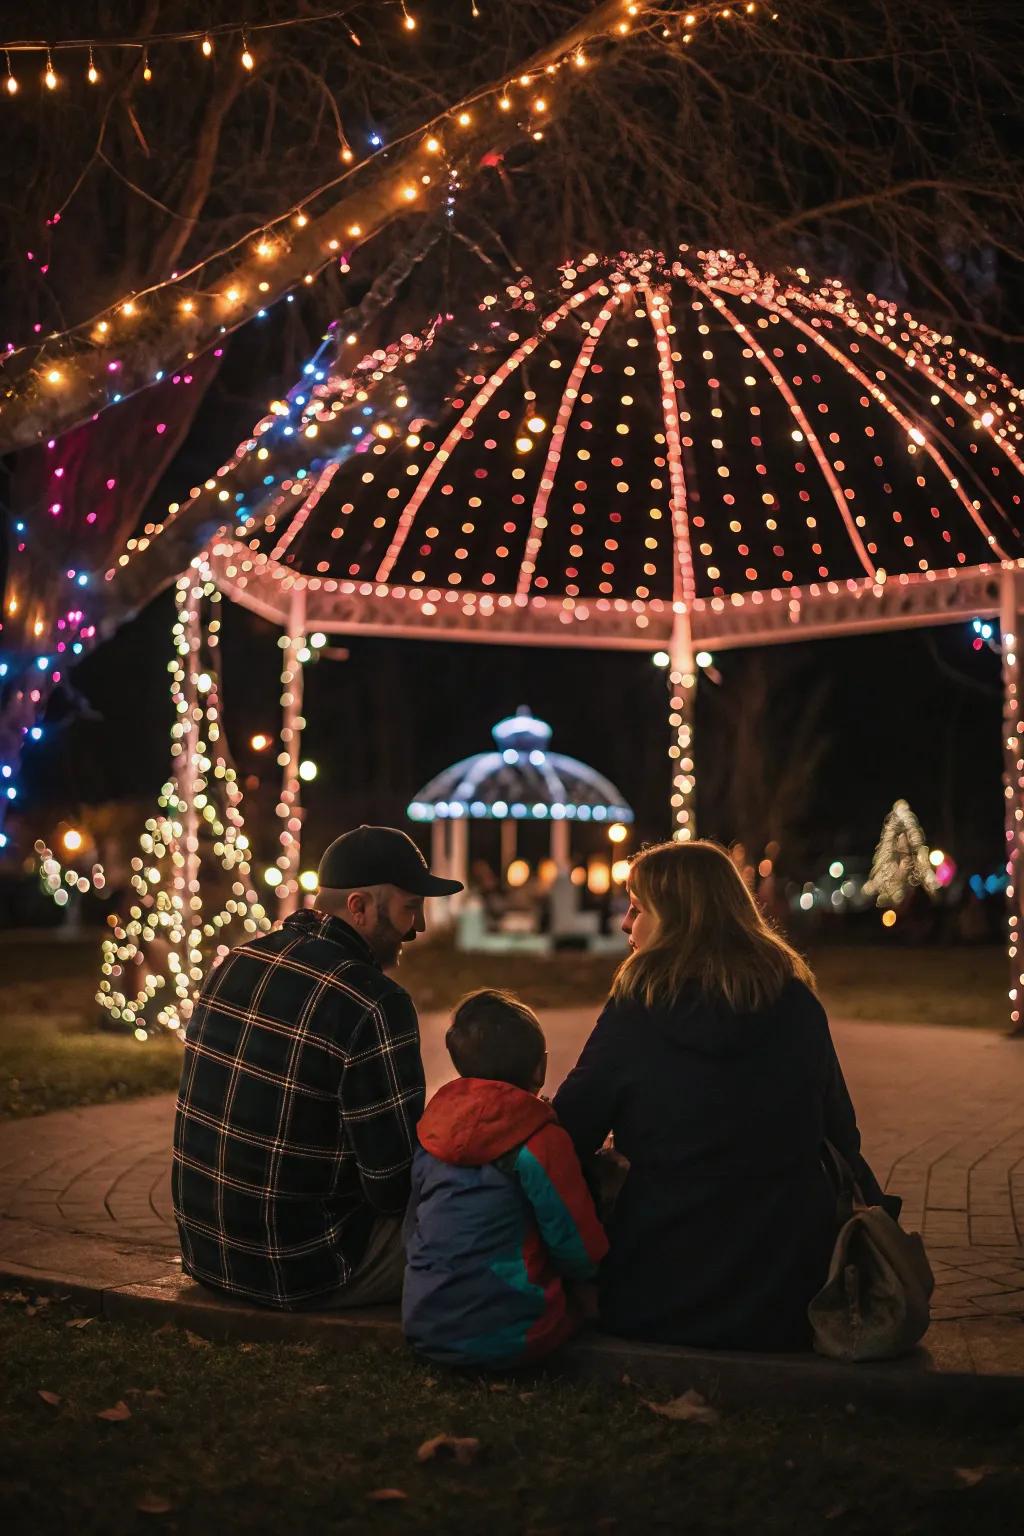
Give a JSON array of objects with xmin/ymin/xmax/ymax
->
[{"xmin": 172, "ymin": 908, "xmax": 425, "ymax": 1308}]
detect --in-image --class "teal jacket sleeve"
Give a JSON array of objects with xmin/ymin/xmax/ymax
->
[{"xmin": 513, "ymin": 1121, "xmax": 609, "ymax": 1281}]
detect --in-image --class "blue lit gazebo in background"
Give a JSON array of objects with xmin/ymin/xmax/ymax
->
[{"xmin": 408, "ymin": 706, "xmax": 633, "ymax": 899}]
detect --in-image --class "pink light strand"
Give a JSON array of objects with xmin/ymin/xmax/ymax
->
[
  {"xmin": 373, "ymin": 279, "xmax": 608, "ymax": 584},
  {"xmin": 823, "ymin": 298, "xmax": 1024, "ymax": 486},
  {"xmin": 515, "ymin": 293, "xmax": 620, "ymax": 599},
  {"xmin": 269, "ymin": 458, "xmax": 342, "ymax": 561},
  {"xmin": 696, "ymin": 280, "xmax": 878, "ymax": 581},
  {"xmin": 749, "ymin": 293, "xmax": 1011, "ymax": 563},
  {"xmin": 638, "ymin": 282, "xmax": 696, "ymax": 608}
]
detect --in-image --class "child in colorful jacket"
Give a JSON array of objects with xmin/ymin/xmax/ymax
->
[{"xmin": 403, "ymin": 989, "xmax": 608, "ymax": 1368}]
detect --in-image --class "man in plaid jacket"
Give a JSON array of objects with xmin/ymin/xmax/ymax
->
[{"xmin": 172, "ymin": 826, "xmax": 463, "ymax": 1310}]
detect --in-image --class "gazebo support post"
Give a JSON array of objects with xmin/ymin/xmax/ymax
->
[
  {"xmin": 177, "ymin": 576, "xmax": 203, "ymax": 1002},
  {"xmin": 1000, "ymin": 570, "xmax": 1024, "ymax": 1035},
  {"xmin": 500, "ymin": 818, "xmax": 517, "ymax": 877},
  {"xmin": 449, "ymin": 816, "xmax": 469, "ymax": 912},
  {"xmin": 278, "ymin": 589, "xmax": 307, "ymax": 917},
  {"xmin": 550, "ymin": 816, "xmax": 571, "ymax": 872},
  {"xmin": 669, "ymin": 609, "xmax": 697, "ymax": 841},
  {"xmin": 431, "ymin": 819, "xmax": 447, "ymax": 879},
  {"xmin": 427, "ymin": 819, "xmax": 454, "ymax": 933}
]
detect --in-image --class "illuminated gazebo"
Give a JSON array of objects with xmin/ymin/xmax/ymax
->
[
  {"xmin": 407, "ymin": 705, "xmax": 634, "ymax": 896},
  {"xmin": 73, "ymin": 245, "xmax": 1024, "ymax": 1032}
]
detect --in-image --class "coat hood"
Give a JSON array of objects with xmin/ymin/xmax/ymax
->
[{"xmin": 418, "ymin": 1077, "xmax": 555, "ymax": 1166}]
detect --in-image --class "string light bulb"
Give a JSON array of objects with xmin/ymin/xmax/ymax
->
[
  {"xmin": 202, "ymin": 35, "xmax": 213, "ymax": 57},
  {"xmin": 87, "ymin": 48, "xmax": 99, "ymax": 84},
  {"xmin": 44, "ymin": 51, "xmax": 58, "ymax": 89},
  {"xmin": 142, "ymin": 49, "xmax": 152, "ymax": 81},
  {"xmin": 4, "ymin": 52, "xmax": 16, "ymax": 94},
  {"xmin": 240, "ymin": 33, "xmax": 254, "ymax": 70}
]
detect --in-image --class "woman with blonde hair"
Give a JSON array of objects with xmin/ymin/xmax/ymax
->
[{"xmin": 553, "ymin": 839, "xmax": 898, "ymax": 1351}]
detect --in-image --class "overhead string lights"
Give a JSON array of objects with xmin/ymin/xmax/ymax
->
[
  {"xmin": 0, "ymin": 8, "xmax": 367, "ymax": 95},
  {"xmin": 0, "ymin": 1, "xmax": 775, "ymax": 449}
]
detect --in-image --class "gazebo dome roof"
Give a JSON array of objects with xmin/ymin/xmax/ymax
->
[{"xmin": 407, "ymin": 707, "xmax": 633, "ymax": 824}]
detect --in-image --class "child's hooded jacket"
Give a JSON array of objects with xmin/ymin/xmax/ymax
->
[{"xmin": 403, "ymin": 1077, "xmax": 608, "ymax": 1366}]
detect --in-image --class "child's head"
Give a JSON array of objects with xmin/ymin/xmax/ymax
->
[{"xmin": 445, "ymin": 989, "xmax": 547, "ymax": 1093}]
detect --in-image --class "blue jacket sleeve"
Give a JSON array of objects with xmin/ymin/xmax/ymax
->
[{"xmin": 551, "ymin": 1002, "xmax": 627, "ymax": 1159}]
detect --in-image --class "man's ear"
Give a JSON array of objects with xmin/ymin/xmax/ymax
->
[{"xmin": 346, "ymin": 889, "xmax": 371, "ymax": 924}]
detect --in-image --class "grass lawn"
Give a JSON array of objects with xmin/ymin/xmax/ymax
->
[
  {"xmin": 0, "ymin": 934, "xmax": 1011, "ymax": 1122},
  {"xmin": 2, "ymin": 1295, "xmax": 1021, "ymax": 1536}
]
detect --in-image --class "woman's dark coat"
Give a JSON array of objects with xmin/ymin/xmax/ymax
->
[{"xmin": 552, "ymin": 979, "xmax": 896, "ymax": 1352}]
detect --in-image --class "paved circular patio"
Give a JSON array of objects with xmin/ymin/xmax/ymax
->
[{"xmin": 1, "ymin": 1012, "xmax": 1023, "ymax": 1324}]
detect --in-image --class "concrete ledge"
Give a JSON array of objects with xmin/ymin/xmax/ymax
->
[{"xmin": 4, "ymin": 1261, "xmax": 1023, "ymax": 1412}]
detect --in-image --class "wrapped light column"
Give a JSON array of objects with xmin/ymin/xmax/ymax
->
[
  {"xmin": 668, "ymin": 610, "xmax": 697, "ymax": 842},
  {"xmin": 276, "ymin": 589, "xmax": 307, "ymax": 915},
  {"xmin": 1001, "ymin": 570, "xmax": 1024, "ymax": 1032},
  {"xmin": 178, "ymin": 573, "xmax": 205, "ymax": 1004}
]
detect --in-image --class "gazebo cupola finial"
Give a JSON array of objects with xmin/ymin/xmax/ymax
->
[{"xmin": 491, "ymin": 705, "xmax": 552, "ymax": 757}]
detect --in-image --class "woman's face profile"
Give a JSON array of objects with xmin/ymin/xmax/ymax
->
[{"xmin": 622, "ymin": 886, "xmax": 659, "ymax": 954}]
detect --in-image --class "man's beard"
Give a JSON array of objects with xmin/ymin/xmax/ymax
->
[{"xmin": 369, "ymin": 917, "xmax": 414, "ymax": 969}]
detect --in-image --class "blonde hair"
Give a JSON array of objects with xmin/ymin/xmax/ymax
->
[{"xmin": 612, "ymin": 839, "xmax": 814, "ymax": 1013}]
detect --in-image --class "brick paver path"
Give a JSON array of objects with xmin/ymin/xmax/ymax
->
[{"xmin": 2, "ymin": 1013, "xmax": 1023, "ymax": 1322}]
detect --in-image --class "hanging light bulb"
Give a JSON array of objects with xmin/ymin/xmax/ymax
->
[
  {"xmin": 142, "ymin": 48, "xmax": 152, "ymax": 81},
  {"xmin": 202, "ymin": 35, "xmax": 213, "ymax": 57},
  {"xmin": 4, "ymin": 51, "xmax": 16, "ymax": 94},
  {"xmin": 240, "ymin": 32, "xmax": 254, "ymax": 70},
  {"xmin": 87, "ymin": 47, "xmax": 99, "ymax": 84},
  {"xmin": 44, "ymin": 51, "xmax": 58, "ymax": 90}
]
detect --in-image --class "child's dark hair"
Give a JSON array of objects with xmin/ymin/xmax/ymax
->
[{"xmin": 445, "ymin": 989, "xmax": 546, "ymax": 1090}]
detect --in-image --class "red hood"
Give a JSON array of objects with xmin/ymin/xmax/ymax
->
[{"xmin": 418, "ymin": 1078, "xmax": 555, "ymax": 1166}]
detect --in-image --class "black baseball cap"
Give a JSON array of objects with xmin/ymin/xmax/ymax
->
[{"xmin": 317, "ymin": 825, "xmax": 464, "ymax": 897}]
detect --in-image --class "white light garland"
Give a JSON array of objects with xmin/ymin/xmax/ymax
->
[{"xmin": 95, "ymin": 562, "xmax": 271, "ymax": 1035}]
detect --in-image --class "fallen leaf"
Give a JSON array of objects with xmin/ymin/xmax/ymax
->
[
  {"xmin": 643, "ymin": 1389, "xmax": 720, "ymax": 1426},
  {"xmin": 366, "ymin": 1488, "xmax": 408, "ymax": 1502},
  {"xmin": 97, "ymin": 1400, "xmax": 132, "ymax": 1422},
  {"xmin": 38, "ymin": 1389, "xmax": 61, "ymax": 1407},
  {"xmin": 237, "ymin": 1343, "xmax": 258, "ymax": 1354},
  {"xmin": 184, "ymin": 1330, "xmax": 211, "ymax": 1349},
  {"xmin": 416, "ymin": 1433, "xmax": 481, "ymax": 1467},
  {"xmin": 136, "ymin": 1493, "xmax": 175, "ymax": 1515},
  {"xmin": 65, "ymin": 1317, "xmax": 95, "ymax": 1329},
  {"xmin": 954, "ymin": 1466, "xmax": 1000, "ymax": 1488}
]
